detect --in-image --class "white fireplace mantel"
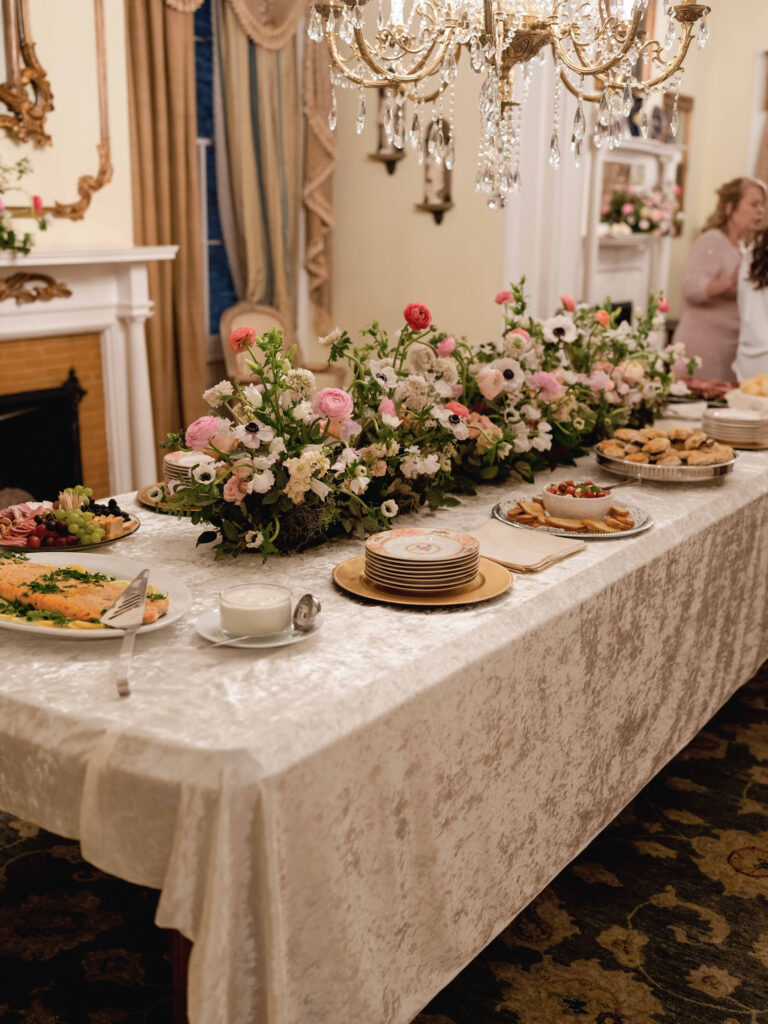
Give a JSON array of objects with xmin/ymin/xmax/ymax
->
[{"xmin": 0, "ymin": 246, "xmax": 177, "ymax": 493}]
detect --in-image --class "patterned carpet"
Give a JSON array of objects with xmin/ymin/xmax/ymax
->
[{"xmin": 1, "ymin": 667, "xmax": 767, "ymax": 1024}]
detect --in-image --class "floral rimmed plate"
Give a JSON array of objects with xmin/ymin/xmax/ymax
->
[
  {"xmin": 365, "ymin": 528, "xmax": 480, "ymax": 561},
  {"xmin": 334, "ymin": 555, "xmax": 511, "ymax": 606},
  {"xmin": 492, "ymin": 500, "xmax": 653, "ymax": 540}
]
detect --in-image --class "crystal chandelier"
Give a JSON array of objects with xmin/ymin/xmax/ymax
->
[{"xmin": 307, "ymin": 1, "xmax": 710, "ymax": 208}]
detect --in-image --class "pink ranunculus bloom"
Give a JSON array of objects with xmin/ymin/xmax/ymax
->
[
  {"xmin": 508, "ymin": 327, "xmax": 530, "ymax": 341},
  {"xmin": 495, "ymin": 290, "xmax": 513, "ymax": 305},
  {"xmin": 658, "ymin": 296, "xmax": 670, "ymax": 313},
  {"xmin": 531, "ymin": 370, "xmax": 566, "ymax": 403},
  {"xmin": 638, "ymin": 219, "xmax": 651, "ymax": 231},
  {"xmin": 185, "ymin": 415, "xmax": 222, "ymax": 452},
  {"xmin": 379, "ymin": 397, "xmax": 396, "ymax": 418},
  {"xmin": 223, "ymin": 475, "xmax": 248, "ymax": 503},
  {"xmin": 621, "ymin": 202, "xmax": 635, "ymax": 215},
  {"xmin": 476, "ymin": 366, "xmax": 505, "ymax": 401},
  {"xmin": 32, "ymin": 195, "xmax": 43, "ymax": 213},
  {"xmin": 314, "ymin": 387, "xmax": 354, "ymax": 421},
  {"xmin": 594, "ymin": 309, "xmax": 611, "ymax": 328},
  {"xmin": 559, "ymin": 295, "xmax": 575, "ymax": 313},
  {"xmin": 229, "ymin": 326, "xmax": 256, "ymax": 353},
  {"xmin": 437, "ymin": 336, "xmax": 456, "ymax": 356},
  {"xmin": 445, "ymin": 400, "xmax": 469, "ymax": 418},
  {"xmin": 601, "ymin": 203, "xmax": 610, "ymax": 216},
  {"xmin": 403, "ymin": 302, "xmax": 432, "ymax": 330},
  {"xmin": 674, "ymin": 183, "xmax": 683, "ymax": 197}
]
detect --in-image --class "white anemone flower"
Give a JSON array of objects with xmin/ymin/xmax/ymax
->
[
  {"xmin": 192, "ymin": 463, "xmax": 216, "ymax": 484},
  {"xmin": 232, "ymin": 420, "xmax": 275, "ymax": 449},
  {"xmin": 381, "ymin": 499, "xmax": 399, "ymax": 518},
  {"xmin": 244, "ymin": 530, "xmax": 263, "ymax": 549},
  {"xmin": 542, "ymin": 315, "xmax": 578, "ymax": 345},
  {"xmin": 434, "ymin": 407, "xmax": 470, "ymax": 440},
  {"xmin": 491, "ymin": 357, "xmax": 526, "ymax": 393}
]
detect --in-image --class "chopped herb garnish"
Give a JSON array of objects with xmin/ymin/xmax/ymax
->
[
  {"xmin": 147, "ymin": 592, "xmax": 167, "ymax": 602},
  {"xmin": 25, "ymin": 579, "xmax": 64, "ymax": 594},
  {"xmin": 0, "ymin": 550, "xmax": 29, "ymax": 561},
  {"xmin": 0, "ymin": 596, "xmax": 72, "ymax": 626},
  {"xmin": 50, "ymin": 567, "xmax": 109, "ymax": 585}
]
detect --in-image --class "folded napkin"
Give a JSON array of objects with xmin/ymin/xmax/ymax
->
[
  {"xmin": 662, "ymin": 400, "xmax": 708, "ymax": 421},
  {"xmin": 470, "ymin": 519, "xmax": 586, "ymax": 573}
]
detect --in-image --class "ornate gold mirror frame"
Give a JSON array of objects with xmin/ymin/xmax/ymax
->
[
  {"xmin": 0, "ymin": 0, "xmax": 53, "ymax": 145},
  {"xmin": 6, "ymin": 0, "xmax": 111, "ymax": 221}
]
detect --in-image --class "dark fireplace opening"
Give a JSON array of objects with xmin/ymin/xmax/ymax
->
[{"xmin": 0, "ymin": 369, "xmax": 86, "ymax": 502}]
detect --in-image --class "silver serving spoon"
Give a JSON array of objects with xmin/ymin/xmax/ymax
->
[{"xmin": 209, "ymin": 593, "xmax": 322, "ymax": 647}]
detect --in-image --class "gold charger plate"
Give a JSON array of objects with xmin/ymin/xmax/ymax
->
[
  {"xmin": 333, "ymin": 555, "xmax": 511, "ymax": 607},
  {"xmin": 137, "ymin": 484, "xmax": 202, "ymax": 516}
]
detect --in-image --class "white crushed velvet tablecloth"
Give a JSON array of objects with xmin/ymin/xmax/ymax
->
[{"xmin": 2, "ymin": 447, "xmax": 768, "ymax": 1024}]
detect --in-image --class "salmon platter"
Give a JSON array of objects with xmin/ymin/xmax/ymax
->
[{"xmin": 0, "ymin": 551, "xmax": 191, "ymax": 639}]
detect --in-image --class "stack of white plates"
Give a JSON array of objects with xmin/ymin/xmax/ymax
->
[
  {"xmin": 364, "ymin": 528, "xmax": 480, "ymax": 592},
  {"xmin": 702, "ymin": 408, "xmax": 768, "ymax": 448},
  {"xmin": 163, "ymin": 451, "xmax": 216, "ymax": 488}
]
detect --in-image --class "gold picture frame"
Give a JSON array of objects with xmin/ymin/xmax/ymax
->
[
  {"xmin": 0, "ymin": 0, "xmax": 53, "ymax": 146},
  {"xmin": 6, "ymin": 0, "xmax": 112, "ymax": 221}
]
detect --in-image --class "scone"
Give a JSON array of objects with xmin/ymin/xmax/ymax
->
[
  {"xmin": 614, "ymin": 428, "xmax": 645, "ymax": 444},
  {"xmin": 667, "ymin": 428, "xmax": 693, "ymax": 441},
  {"xmin": 684, "ymin": 430, "xmax": 707, "ymax": 450},
  {"xmin": 643, "ymin": 437, "xmax": 671, "ymax": 455},
  {"xmin": 657, "ymin": 454, "xmax": 682, "ymax": 466},
  {"xmin": 625, "ymin": 451, "xmax": 650, "ymax": 463}
]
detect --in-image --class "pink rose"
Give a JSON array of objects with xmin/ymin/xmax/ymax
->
[
  {"xmin": 638, "ymin": 219, "xmax": 650, "ymax": 231},
  {"xmin": 229, "ymin": 326, "xmax": 256, "ymax": 354},
  {"xmin": 32, "ymin": 195, "xmax": 43, "ymax": 213},
  {"xmin": 531, "ymin": 370, "xmax": 566, "ymax": 402},
  {"xmin": 495, "ymin": 290, "xmax": 513, "ymax": 305},
  {"xmin": 621, "ymin": 202, "xmax": 634, "ymax": 215},
  {"xmin": 206, "ymin": 431, "xmax": 236, "ymax": 455},
  {"xmin": 559, "ymin": 295, "xmax": 575, "ymax": 313},
  {"xmin": 437, "ymin": 336, "xmax": 456, "ymax": 356},
  {"xmin": 674, "ymin": 184, "xmax": 682, "ymax": 197},
  {"xmin": 403, "ymin": 303, "xmax": 432, "ymax": 330},
  {"xmin": 379, "ymin": 397, "xmax": 396, "ymax": 417},
  {"xmin": 658, "ymin": 296, "xmax": 670, "ymax": 314},
  {"xmin": 594, "ymin": 310, "xmax": 611, "ymax": 328},
  {"xmin": 601, "ymin": 204, "xmax": 610, "ymax": 216},
  {"xmin": 476, "ymin": 366, "xmax": 504, "ymax": 401},
  {"xmin": 314, "ymin": 387, "xmax": 354, "ymax": 421},
  {"xmin": 506, "ymin": 327, "xmax": 530, "ymax": 342},
  {"xmin": 223, "ymin": 476, "xmax": 248, "ymax": 502},
  {"xmin": 185, "ymin": 415, "xmax": 221, "ymax": 452}
]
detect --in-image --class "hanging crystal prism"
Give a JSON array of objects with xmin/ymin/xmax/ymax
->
[
  {"xmin": 355, "ymin": 89, "xmax": 366, "ymax": 134},
  {"xmin": 479, "ymin": 75, "xmax": 500, "ymax": 123},
  {"xmin": 442, "ymin": 47, "xmax": 458, "ymax": 86},
  {"xmin": 417, "ymin": 139, "xmax": 425, "ymax": 166},
  {"xmin": 487, "ymin": 191, "xmax": 506, "ymax": 211},
  {"xmin": 663, "ymin": 19, "xmax": 675, "ymax": 51},
  {"xmin": 328, "ymin": 86, "xmax": 337, "ymax": 131},
  {"xmin": 445, "ymin": 133, "xmax": 455, "ymax": 170},
  {"xmin": 307, "ymin": 7, "xmax": 323, "ymax": 42},
  {"xmin": 376, "ymin": 1, "xmax": 383, "ymax": 30},
  {"xmin": 593, "ymin": 121, "xmax": 603, "ymax": 150},
  {"xmin": 640, "ymin": 95, "xmax": 649, "ymax": 138},
  {"xmin": 511, "ymin": 165, "xmax": 521, "ymax": 192},
  {"xmin": 549, "ymin": 131, "xmax": 561, "ymax": 167},
  {"xmin": 435, "ymin": 122, "xmax": 446, "ymax": 163},
  {"xmin": 393, "ymin": 103, "xmax": 405, "ymax": 149},
  {"xmin": 623, "ymin": 78, "xmax": 633, "ymax": 117},
  {"xmin": 410, "ymin": 109, "xmax": 422, "ymax": 150},
  {"xmin": 339, "ymin": 11, "xmax": 354, "ymax": 45},
  {"xmin": 572, "ymin": 99, "xmax": 585, "ymax": 141},
  {"xmin": 383, "ymin": 89, "xmax": 395, "ymax": 143},
  {"xmin": 427, "ymin": 120, "xmax": 437, "ymax": 156},
  {"xmin": 572, "ymin": 136, "xmax": 582, "ymax": 167},
  {"xmin": 670, "ymin": 99, "xmax": 680, "ymax": 137},
  {"xmin": 326, "ymin": 8, "xmax": 335, "ymax": 33},
  {"xmin": 697, "ymin": 16, "xmax": 709, "ymax": 48},
  {"xmin": 598, "ymin": 90, "xmax": 610, "ymax": 127},
  {"xmin": 352, "ymin": 4, "xmax": 364, "ymax": 29}
]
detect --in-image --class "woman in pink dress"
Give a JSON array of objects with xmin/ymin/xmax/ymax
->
[{"xmin": 674, "ymin": 177, "xmax": 766, "ymax": 381}]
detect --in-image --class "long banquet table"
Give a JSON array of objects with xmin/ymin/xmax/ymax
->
[{"xmin": 2, "ymin": 447, "xmax": 768, "ymax": 1024}]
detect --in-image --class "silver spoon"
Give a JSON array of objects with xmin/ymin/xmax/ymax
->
[{"xmin": 208, "ymin": 593, "xmax": 322, "ymax": 647}]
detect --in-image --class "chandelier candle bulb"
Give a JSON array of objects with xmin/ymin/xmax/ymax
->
[{"xmin": 219, "ymin": 584, "xmax": 292, "ymax": 638}]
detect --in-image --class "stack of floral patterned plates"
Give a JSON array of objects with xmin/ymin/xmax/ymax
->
[
  {"xmin": 364, "ymin": 528, "xmax": 480, "ymax": 592},
  {"xmin": 163, "ymin": 451, "xmax": 216, "ymax": 488}
]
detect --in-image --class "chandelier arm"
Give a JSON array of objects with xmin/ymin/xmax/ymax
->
[
  {"xmin": 558, "ymin": 68, "xmax": 600, "ymax": 104},
  {"xmin": 349, "ymin": 23, "xmax": 455, "ymax": 84},
  {"xmin": 326, "ymin": 33, "xmax": 385, "ymax": 87},
  {"xmin": 634, "ymin": 23, "xmax": 695, "ymax": 91},
  {"xmin": 553, "ymin": 6, "xmax": 644, "ymax": 78}
]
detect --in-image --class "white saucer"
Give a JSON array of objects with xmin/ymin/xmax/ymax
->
[{"xmin": 195, "ymin": 609, "xmax": 321, "ymax": 649}]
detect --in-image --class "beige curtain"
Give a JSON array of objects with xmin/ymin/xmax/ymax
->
[
  {"xmin": 303, "ymin": 41, "xmax": 336, "ymax": 337},
  {"xmin": 214, "ymin": 0, "xmax": 301, "ymax": 345},
  {"xmin": 126, "ymin": 1, "xmax": 207, "ymax": 449}
]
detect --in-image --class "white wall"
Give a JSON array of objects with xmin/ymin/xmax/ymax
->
[
  {"xmin": 3, "ymin": 0, "xmax": 133, "ymax": 250},
  {"xmin": 330, "ymin": 67, "xmax": 506, "ymax": 350}
]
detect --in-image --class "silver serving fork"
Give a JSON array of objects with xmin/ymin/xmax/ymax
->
[{"xmin": 100, "ymin": 568, "xmax": 150, "ymax": 698}]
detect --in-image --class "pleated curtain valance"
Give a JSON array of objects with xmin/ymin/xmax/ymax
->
[{"xmin": 163, "ymin": 0, "xmax": 306, "ymax": 50}]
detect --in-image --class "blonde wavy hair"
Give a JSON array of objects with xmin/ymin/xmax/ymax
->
[{"xmin": 702, "ymin": 176, "xmax": 767, "ymax": 233}]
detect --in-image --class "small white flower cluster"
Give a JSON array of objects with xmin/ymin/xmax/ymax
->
[
  {"xmin": 283, "ymin": 446, "xmax": 332, "ymax": 504},
  {"xmin": 202, "ymin": 379, "xmax": 235, "ymax": 408}
]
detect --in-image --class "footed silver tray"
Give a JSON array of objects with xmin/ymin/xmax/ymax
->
[
  {"xmin": 492, "ymin": 500, "xmax": 653, "ymax": 541},
  {"xmin": 593, "ymin": 446, "xmax": 738, "ymax": 483}
]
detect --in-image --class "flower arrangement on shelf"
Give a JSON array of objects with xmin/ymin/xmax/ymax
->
[
  {"xmin": 600, "ymin": 184, "xmax": 682, "ymax": 239},
  {"xmin": 0, "ymin": 156, "xmax": 47, "ymax": 254},
  {"xmin": 161, "ymin": 283, "xmax": 697, "ymax": 559}
]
